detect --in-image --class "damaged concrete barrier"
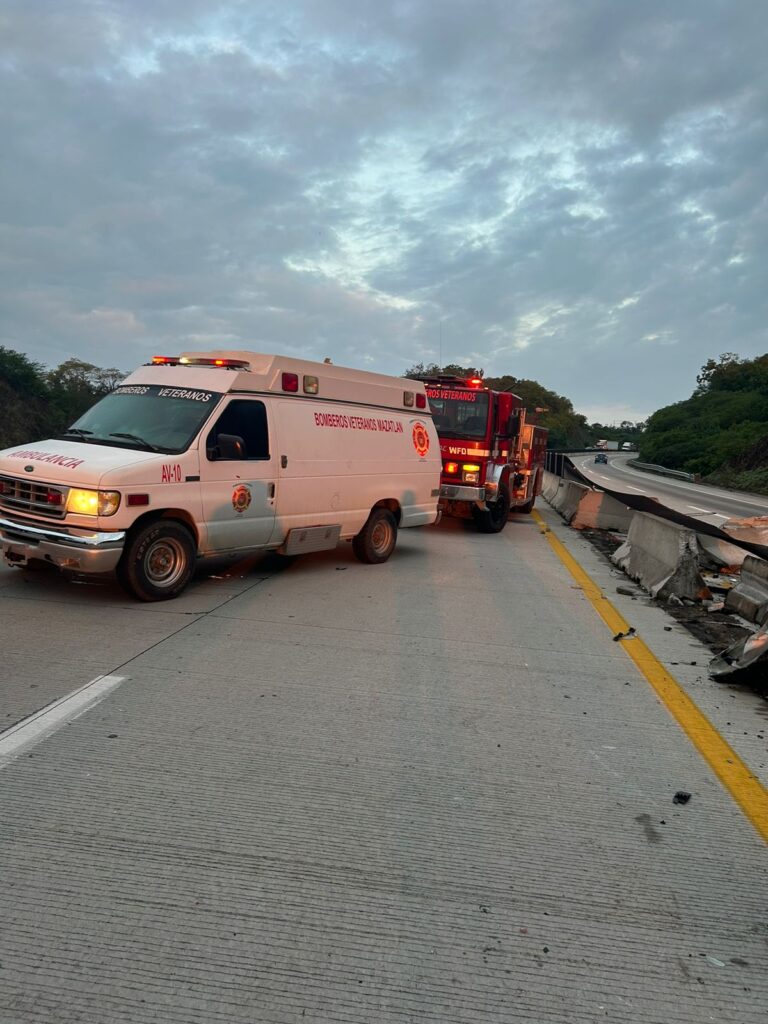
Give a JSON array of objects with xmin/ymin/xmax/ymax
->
[
  {"xmin": 724, "ymin": 554, "xmax": 768, "ymax": 626},
  {"xmin": 571, "ymin": 490, "xmax": 634, "ymax": 532},
  {"xmin": 721, "ymin": 516, "xmax": 768, "ymax": 549},
  {"xmin": 698, "ymin": 534, "xmax": 750, "ymax": 569},
  {"xmin": 611, "ymin": 512, "xmax": 711, "ymax": 602},
  {"xmin": 710, "ymin": 628, "xmax": 768, "ymax": 684}
]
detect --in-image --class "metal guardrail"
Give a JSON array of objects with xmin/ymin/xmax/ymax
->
[
  {"xmin": 628, "ymin": 459, "xmax": 697, "ymax": 482},
  {"xmin": 544, "ymin": 450, "xmax": 697, "ymax": 483}
]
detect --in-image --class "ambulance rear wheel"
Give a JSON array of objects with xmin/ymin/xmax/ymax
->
[
  {"xmin": 353, "ymin": 508, "xmax": 398, "ymax": 564},
  {"xmin": 474, "ymin": 484, "xmax": 509, "ymax": 533},
  {"xmin": 117, "ymin": 520, "xmax": 196, "ymax": 601}
]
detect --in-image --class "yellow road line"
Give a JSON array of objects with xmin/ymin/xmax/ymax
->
[{"xmin": 532, "ymin": 510, "xmax": 768, "ymax": 843}]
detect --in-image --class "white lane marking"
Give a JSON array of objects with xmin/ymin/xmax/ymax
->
[
  {"xmin": 686, "ymin": 504, "xmax": 715, "ymax": 514},
  {"xmin": 712, "ymin": 513, "xmax": 729, "ymax": 519},
  {"xmin": 626, "ymin": 485, "xmax": 646, "ymax": 493},
  {"xmin": 0, "ymin": 674, "xmax": 127, "ymax": 767},
  {"xmin": 598, "ymin": 474, "xmax": 611, "ymax": 480}
]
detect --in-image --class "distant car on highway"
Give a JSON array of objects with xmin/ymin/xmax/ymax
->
[{"xmin": 594, "ymin": 452, "xmax": 608, "ymax": 464}]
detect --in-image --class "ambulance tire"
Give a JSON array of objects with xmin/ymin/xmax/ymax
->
[
  {"xmin": 117, "ymin": 520, "xmax": 196, "ymax": 601},
  {"xmin": 474, "ymin": 484, "xmax": 509, "ymax": 533},
  {"xmin": 352, "ymin": 508, "xmax": 398, "ymax": 564}
]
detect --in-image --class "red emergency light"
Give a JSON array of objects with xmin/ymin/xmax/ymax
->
[{"xmin": 467, "ymin": 377, "xmax": 484, "ymax": 388}]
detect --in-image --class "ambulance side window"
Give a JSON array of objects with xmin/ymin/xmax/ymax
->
[{"xmin": 207, "ymin": 400, "xmax": 270, "ymax": 461}]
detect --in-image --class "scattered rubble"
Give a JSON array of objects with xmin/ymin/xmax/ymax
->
[
  {"xmin": 709, "ymin": 630, "xmax": 768, "ymax": 691},
  {"xmin": 578, "ymin": 528, "xmax": 754, "ymax": 666}
]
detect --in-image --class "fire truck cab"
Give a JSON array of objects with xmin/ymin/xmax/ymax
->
[{"xmin": 417, "ymin": 375, "xmax": 547, "ymax": 533}]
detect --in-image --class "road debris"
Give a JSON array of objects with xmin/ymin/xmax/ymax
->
[
  {"xmin": 710, "ymin": 629, "xmax": 768, "ymax": 687},
  {"xmin": 612, "ymin": 627, "xmax": 636, "ymax": 641}
]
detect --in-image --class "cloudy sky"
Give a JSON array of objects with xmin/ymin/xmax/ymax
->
[{"xmin": 2, "ymin": 1, "xmax": 766, "ymax": 423}]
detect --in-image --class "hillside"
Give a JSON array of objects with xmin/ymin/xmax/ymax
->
[{"xmin": 641, "ymin": 353, "xmax": 768, "ymax": 493}]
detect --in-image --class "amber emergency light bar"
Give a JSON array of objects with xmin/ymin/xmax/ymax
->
[{"xmin": 151, "ymin": 356, "xmax": 251, "ymax": 369}]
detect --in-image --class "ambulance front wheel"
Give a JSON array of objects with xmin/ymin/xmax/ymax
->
[
  {"xmin": 353, "ymin": 508, "xmax": 398, "ymax": 564},
  {"xmin": 117, "ymin": 520, "xmax": 196, "ymax": 601}
]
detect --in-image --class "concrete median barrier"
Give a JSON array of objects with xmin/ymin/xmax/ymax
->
[
  {"xmin": 571, "ymin": 490, "xmax": 634, "ymax": 532},
  {"xmin": 548, "ymin": 478, "xmax": 591, "ymax": 523},
  {"xmin": 541, "ymin": 469, "xmax": 560, "ymax": 504},
  {"xmin": 724, "ymin": 554, "xmax": 768, "ymax": 625},
  {"xmin": 611, "ymin": 512, "xmax": 711, "ymax": 602},
  {"xmin": 543, "ymin": 471, "xmax": 633, "ymax": 531}
]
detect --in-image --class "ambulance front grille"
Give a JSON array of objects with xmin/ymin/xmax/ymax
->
[{"xmin": 0, "ymin": 475, "xmax": 67, "ymax": 519}]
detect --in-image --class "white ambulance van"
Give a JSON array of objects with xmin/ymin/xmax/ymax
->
[{"xmin": 0, "ymin": 352, "xmax": 441, "ymax": 600}]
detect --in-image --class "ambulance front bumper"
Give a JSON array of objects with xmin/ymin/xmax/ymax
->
[
  {"xmin": 439, "ymin": 484, "xmax": 486, "ymax": 502},
  {"xmin": 0, "ymin": 515, "xmax": 126, "ymax": 573}
]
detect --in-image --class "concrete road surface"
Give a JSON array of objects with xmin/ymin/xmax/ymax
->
[{"xmin": 0, "ymin": 508, "xmax": 766, "ymax": 1023}]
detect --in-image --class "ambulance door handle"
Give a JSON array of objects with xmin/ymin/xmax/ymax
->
[
  {"xmin": 281, "ymin": 455, "xmax": 288, "ymax": 468},
  {"xmin": 268, "ymin": 483, "xmax": 275, "ymax": 498}
]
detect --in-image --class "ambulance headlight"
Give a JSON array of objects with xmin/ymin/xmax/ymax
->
[
  {"xmin": 462, "ymin": 463, "xmax": 481, "ymax": 484},
  {"xmin": 66, "ymin": 489, "xmax": 121, "ymax": 516}
]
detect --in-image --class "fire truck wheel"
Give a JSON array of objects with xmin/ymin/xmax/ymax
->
[
  {"xmin": 517, "ymin": 497, "xmax": 535, "ymax": 514},
  {"xmin": 352, "ymin": 508, "xmax": 398, "ymax": 564},
  {"xmin": 474, "ymin": 484, "xmax": 510, "ymax": 533},
  {"xmin": 117, "ymin": 520, "xmax": 196, "ymax": 601}
]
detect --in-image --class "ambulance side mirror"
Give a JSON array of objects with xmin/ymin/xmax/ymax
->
[{"xmin": 216, "ymin": 433, "xmax": 246, "ymax": 460}]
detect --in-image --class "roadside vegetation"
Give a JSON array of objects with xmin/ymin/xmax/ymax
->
[
  {"xmin": 641, "ymin": 353, "xmax": 768, "ymax": 494},
  {"xmin": 0, "ymin": 347, "xmax": 125, "ymax": 449}
]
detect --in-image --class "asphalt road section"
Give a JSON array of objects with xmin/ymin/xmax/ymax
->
[
  {"xmin": 573, "ymin": 452, "xmax": 768, "ymax": 526},
  {"xmin": 0, "ymin": 513, "xmax": 766, "ymax": 1023}
]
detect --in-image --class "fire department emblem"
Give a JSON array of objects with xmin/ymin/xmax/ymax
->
[
  {"xmin": 232, "ymin": 484, "xmax": 252, "ymax": 514},
  {"xmin": 412, "ymin": 422, "xmax": 430, "ymax": 457}
]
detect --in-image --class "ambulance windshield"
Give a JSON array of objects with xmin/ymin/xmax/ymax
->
[
  {"xmin": 426, "ymin": 391, "xmax": 489, "ymax": 440},
  {"xmin": 63, "ymin": 384, "xmax": 222, "ymax": 454}
]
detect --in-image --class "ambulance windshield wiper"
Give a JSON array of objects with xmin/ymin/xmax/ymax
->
[
  {"xmin": 59, "ymin": 425, "xmax": 96, "ymax": 442},
  {"xmin": 59, "ymin": 428, "xmax": 94, "ymax": 440},
  {"xmin": 109, "ymin": 432, "xmax": 160, "ymax": 452}
]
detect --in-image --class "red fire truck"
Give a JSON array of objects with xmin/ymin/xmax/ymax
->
[{"xmin": 416, "ymin": 375, "xmax": 548, "ymax": 533}]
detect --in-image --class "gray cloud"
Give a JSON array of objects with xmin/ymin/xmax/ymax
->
[{"xmin": 1, "ymin": 0, "xmax": 766, "ymax": 422}]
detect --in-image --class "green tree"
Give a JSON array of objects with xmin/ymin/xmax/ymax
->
[
  {"xmin": 0, "ymin": 347, "xmax": 52, "ymax": 447},
  {"xmin": 0, "ymin": 348, "xmax": 127, "ymax": 449},
  {"xmin": 47, "ymin": 358, "xmax": 126, "ymax": 425},
  {"xmin": 643, "ymin": 353, "xmax": 768, "ymax": 487}
]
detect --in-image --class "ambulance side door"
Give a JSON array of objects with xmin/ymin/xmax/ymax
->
[{"xmin": 199, "ymin": 398, "xmax": 277, "ymax": 553}]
